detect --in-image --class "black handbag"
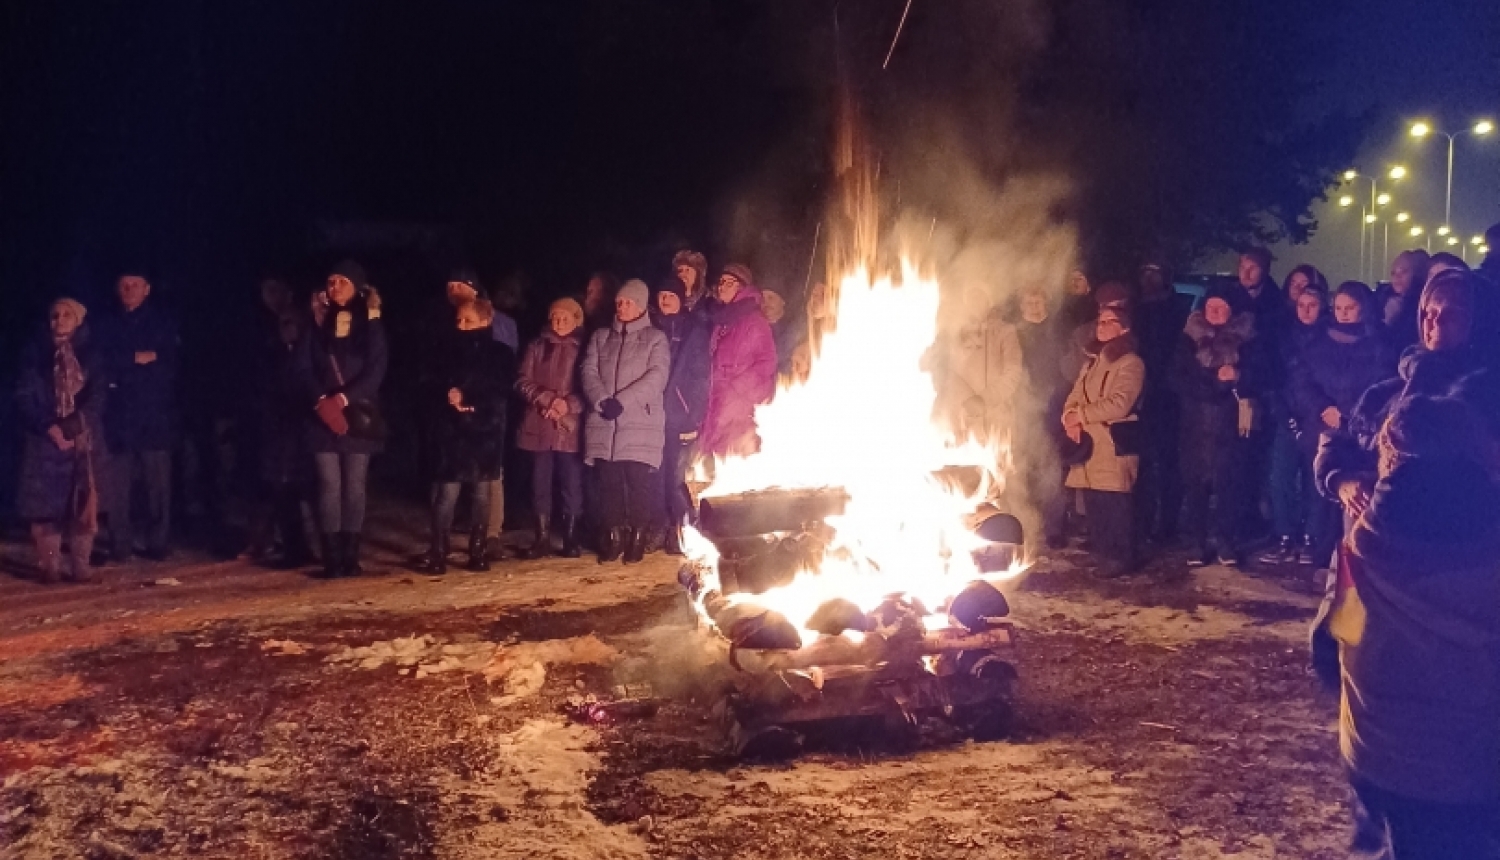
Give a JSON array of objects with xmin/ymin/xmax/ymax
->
[
  {"xmin": 1107, "ymin": 418, "xmax": 1143, "ymax": 457},
  {"xmin": 328, "ymin": 354, "xmax": 388, "ymax": 442}
]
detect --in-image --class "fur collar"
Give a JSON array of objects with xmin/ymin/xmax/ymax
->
[{"xmin": 1184, "ymin": 311, "xmax": 1255, "ymax": 368}]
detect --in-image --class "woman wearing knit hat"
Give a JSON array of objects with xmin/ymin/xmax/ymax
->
[
  {"xmin": 296, "ymin": 260, "xmax": 388, "ymax": 578},
  {"xmin": 515, "ymin": 297, "xmax": 588, "ymax": 558},
  {"xmin": 15, "ymin": 298, "xmax": 107, "ymax": 583},
  {"xmin": 581, "ymin": 279, "xmax": 670, "ymax": 564},
  {"xmin": 699, "ymin": 264, "xmax": 778, "ymax": 457},
  {"xmin": 1172, "ymin": 284, "xmax": 1271, "ymax": 568}
]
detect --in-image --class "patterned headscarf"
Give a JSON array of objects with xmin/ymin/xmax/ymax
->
[{"xmin": 50, "ymin": 299, "xmax": 87, "ymax": 418}]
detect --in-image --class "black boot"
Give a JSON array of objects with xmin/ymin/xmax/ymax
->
[
  {"xmin": 559, "ymin": 515, "xmax": 582, "ymax": 558},
  {"xmin": 623, "ymin": 528, "xmax": 646, "ymax": 565},
  {"xmin": 341, "ymin": 532, "xmax": 364, "ymax": 577},
  {"xmin": 598, "ymin": 527, "xmax": 625, "ymax": 564},
  {"xmin": 523, "ymin": 515, "xmax": 552, "ymax": 560},
  {"xmin": 410, "ymin": 534, "xmax": 448, "ymax": 575},
  {"xmin": 664, "ymin": 524, "xmax": 684, "ymax": 556},
  {"xmin": 318, "ymin": 533, "xmax": 341, "ymax": 579},
  {"xmin": 466, "ymin": 526, "xmax": 491, "ymax": 572}
]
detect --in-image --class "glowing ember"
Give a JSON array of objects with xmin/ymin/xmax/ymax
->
[{"xmin": 686, "ymin": 262, "xmax": 1027, "ymax": 643}]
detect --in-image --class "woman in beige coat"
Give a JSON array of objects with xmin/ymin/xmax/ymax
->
[{"xmin": 1063, "ymin": 307, "xmax": 1145, "ymax": 576}]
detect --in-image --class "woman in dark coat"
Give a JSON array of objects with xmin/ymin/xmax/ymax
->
[
  {"xmin": 244, "ymin": 304, "xmax": 313, "ymax": 568},
  {"xmin": 1376, "ymin": 249, "xmax": 1429, "ymax": 356},
  {"xmin": 1285, "ymin": 282, "xmax": 1391, "ymax": 573},
  {"xmin": 650, "ymin": 278, "xmax": 712, "ymax": 555},
  {"xmin": 1171, "ymin": 285, "xmax": 1270, "ymax": 568},
  {"xmin": 295, "ymin": 260, "xmax": 388, "ymax": 578},
  {"xmin": 15, "ymin": 298, "xmax": 108, "ymax": 583},
  {"xmin": 411, "ymin": 300, "xmax": 516, "ymax": 574},
  {"xmin": 516, "ymin": 298, "xmax": 587, "ymax": 559},
  {"xmin": 1259, "ymin": 276, "xmax": 1329, "ymax": 566}
]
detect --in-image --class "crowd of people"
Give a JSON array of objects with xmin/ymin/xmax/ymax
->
[
  {"xmin": 10, "ymin": 251, "xmax": 782, "ymax": 582},
  {"xmin": 14, "ymin": 223, "xmax": 1500, "ymax": 855}
]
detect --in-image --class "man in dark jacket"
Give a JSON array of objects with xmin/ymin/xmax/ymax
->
[
  {"xmin": 101, "ymin": 271, "xmax": 180, "ymax": 562},
  {"xmin": 1235, "ymin": 247, "xmax": 1284, "ymax": 546},
  {"xmin": 650, "ymin": 278, "xmax": 711, "ymax": 554},
  {"xmin": 1132, "ymin": 261, "xmax": 1193, "ymax": 544}
]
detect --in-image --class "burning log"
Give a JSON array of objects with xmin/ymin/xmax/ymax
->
[
  {"xmin": 714, "ymin": 532, "xmax": 826, "ymax": 595},
  {"xmin": 697, "ymin": 488, "xmax": 849, "ymax": 539},
  {"xmin": 805, "ymin": 598, "xmax": 871, "ymax": 636},
  {"xmin": 946, "ymin": 580, "xmax": 1011, "ymax": 633},
  {"xmin": 733, "ymin": 624, "xmax": 1015, "ymax": 674}
]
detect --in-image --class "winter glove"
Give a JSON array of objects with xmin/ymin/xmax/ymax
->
[
  {"xmin": 599, "ymin": 398, "xmax": 624, "ymax": 421},
  {"xmin": 316, "ymin": 396, "xmax": 350, "ymax": 436}
]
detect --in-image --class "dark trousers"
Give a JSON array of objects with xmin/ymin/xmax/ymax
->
[
  {"xmin": 1134, "ymin": 395, "xmax": 1182, "ymax": 541},
  {"xmin": 313, "ymin": 452, "xmax": 369, "ymax": 533},
  {"xmin": 432, "ymin": 481, "xmax": 490, "ymax": 539},
  {"xmin": 105, "ymin": 448, "xmax": 172, "ymax": 555},
  {"xmin": 247, "ymin": 479, "xmax": 310, "ymax": 558},
  {"xmin": 1351, "ymin": 776, "xmax": 1500, "ymax": 859},
  {"xmin": 598, "ymin": 460, "xmax": 656, "ymax": 530},
  {"xmin": 1082, "ymin": 489, "xmax": 1136, "ymax": 567},
  {"xmin": 530, "ymin": 450, "xmax": 582, "ymax": 520},
  {"xmin": 1183, "ymin": 437, "xmax": 1249, "ymax": 552},
  {"xmin": 655, "ymin": 435, "xmax": 695, "ymax": 528}
]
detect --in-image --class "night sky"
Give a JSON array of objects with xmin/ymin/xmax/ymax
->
[{"xmin": 1, "ymin": 0, "xmax": 1497, "ymax": 338}]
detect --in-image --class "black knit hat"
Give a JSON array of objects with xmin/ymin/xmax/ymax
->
[
  {"xmin": 1203, "ymin": 281, "xmax": 1250, "ymax": 315},
  {"xmin": 330, "ymin": 259, "xmax": 368, "ymax": 290},
  {"xmin": 446, "ymin": 266, "xmax": 488, "ymax": 300}
]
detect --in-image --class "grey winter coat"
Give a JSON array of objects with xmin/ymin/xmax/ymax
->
[{"xmin": 581, "ymin": 314, "xmax": 670, "ymax": 468}]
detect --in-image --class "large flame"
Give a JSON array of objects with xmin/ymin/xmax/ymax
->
[{"xmin": 686, "ymin": 261, "xmax": 1025, "ymax": 642}]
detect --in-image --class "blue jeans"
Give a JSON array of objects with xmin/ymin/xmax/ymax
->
[
  {"xmin": 313, "ymin": 452, "xmax": 370, "ymax": 533},
  {"xmin": 1269, "ymin": 420, "xmax": 1310, "ymax": 539}
]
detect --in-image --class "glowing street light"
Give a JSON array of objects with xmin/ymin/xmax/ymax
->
[
  {"xmin": 1474, "ymin": 236, "xmax": 1487, "ymax": 246},
  {"xmin": 1482, "ymin": 246, "xmax": 1492, "ymax": 255},
  {"xmin": 1388, "ymin": 165, "xmax": 1407, "ymax": 180},
  {"xmin": 1448, "ymin": 236, "xmax": 1460, "ymax": 246},
  {"xmin": 1438, "ymin": 225, "xmax": 1452, "ymax": 236},
  {"xmin": 1376, "ymin": 193, "xmax": 1392, "ymax": 205},
  {"xmin": 1339, "ymin": 195, "xmax": 1354, "ymax": 207},
  {"xmin": 1410, "ymin": 226, "xmax": 1424, "ymax": 237},
  {"xmin": 1364, "ymin": 213, "xmax": 1377, "ymax": 224},
  {"xmin": 1343, "ymin": 169, "xmax": 1358, "ymax": 181},
  {"xmin": 1408, "ymin": 119, "xmax": 1494, "ymax": 224},
  {"xmin": 1397, "ymin": 212, "xmax": 1411, "ymax": 223}
]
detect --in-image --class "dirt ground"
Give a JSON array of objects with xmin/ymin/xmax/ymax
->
[{"xmin": 0, "ymin": 508, "xmax": 1350, "ymax": 860}]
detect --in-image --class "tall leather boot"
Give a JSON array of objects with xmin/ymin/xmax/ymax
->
[
  {"xmin": 411, "ymin": 533, "xmax": 448, "ymax": 575},
  {"xmin": 522, "ymin": 515, "xmax": 552, "ymax": 560},
  {"xmin": 341, "ymin": 532, "xmax": 364, "ymax": 577},
  {"xmin": 318, "ymin": 533, "xmax": 341, "ymax": 579},
  {"xmin": 622, "ymin": 527, "xmax": 647, "ymax": 565},
  {"xmin": 598, "ymin": 527, "xmax": 625, "ymax": 564},
  {"xmin": 67, "ymin": 533, "xmax": 96, "ymax": 583},
  {"xmin": 559, "ymin": 515, "xmax": 582, "ymax": 558},
  {"xmin": 466, "ymin": 525, "xmax": 491, "ymax": 572}
]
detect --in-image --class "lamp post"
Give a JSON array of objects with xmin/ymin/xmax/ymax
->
[
  {"xmin": 1342, "ymin": 167, "xmax": 1406, "ymax": 281},
  {"xmin": 1410, "ymin": 119, "xmax": 1494, "ymax": 230}
]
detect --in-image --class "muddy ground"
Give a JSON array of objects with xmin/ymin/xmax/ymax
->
[{"xmin": 1, "ymin": 509, "xmax": 1349, "ymax": 860}]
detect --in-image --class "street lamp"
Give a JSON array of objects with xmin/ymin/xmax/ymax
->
[
  {"xmin": 1409, "ymin": 119, "xmax": 1494, "ymax": 226},
  {"xmin": 1342, "ymin": 167, "xmax": 1406, "ymax": 281},
  {"xmin": 1410, "ymin": 226, "xmax": 1424, "ymax": 237},
  {"xmin": 1438, "ymin": 225, "xmax": 1452, "ymax": 236},
  {"xmin": 1447, "ymin": 236, "xmax": 1460, "ymax": 246},
  {"xmin": 1339, "ymin": 195, "xmax": 1354, "ymax": 207},
  {"xmin": 1397, "ymin": 212, "xmax": 1411, "ymax": 223}
]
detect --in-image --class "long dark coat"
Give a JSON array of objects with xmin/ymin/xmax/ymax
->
[
  {"xmin": 1314, "ymin": 346, "xmax": 1485, "ymax": 499},
  {"xmin": 255, "ymin": 311, "xmax": 310, "ymax": 484},
  {"xmin": 295, "ymin": 296, "xmax": 388, "ymax": 455},
  {"xmin": 15, "ymin": 326, "xmax": 108, "ymax": 521},
  {"xmin": 425, "ymin": 328, "xmax": 515, "ymax": 483},
  {"xmin": 652, "ymin": 308, "xmax": 712, "ymax": 437},
  {"xmin": 101, "ymin": 301, "xmax": 179, "ymax": 453},
  {"xmin": 1288, "ymin": 327, "xmax": 1393, "ymax": 457},
  {"xmin": 1170, "ymin": 311, "xmax": 1270, "ymax": 477}
]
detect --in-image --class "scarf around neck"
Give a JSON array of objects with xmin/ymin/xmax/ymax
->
[{"xmin": 53, "ymin": 336, "xmax": 85, "ymax": 418}]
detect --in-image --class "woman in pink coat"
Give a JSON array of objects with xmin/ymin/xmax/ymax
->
[{"xmin": 699, "ymin": 264, "xmax": 779, "ymax": 457}]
